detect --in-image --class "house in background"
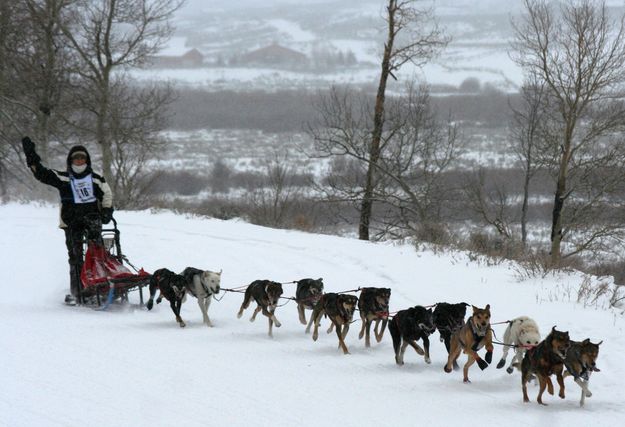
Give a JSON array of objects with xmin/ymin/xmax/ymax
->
[
  {"xmin": 149, "ymin": 48, "xmax": 204, "ymax": 68},
  {"xmin": 234, "ymin": 42, "xmax": 308, "ymax": 69}
]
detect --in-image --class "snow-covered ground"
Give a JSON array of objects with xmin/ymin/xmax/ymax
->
[{"xmin": 1, "ymin": 203, "xmax": 624, "ymax": 427}]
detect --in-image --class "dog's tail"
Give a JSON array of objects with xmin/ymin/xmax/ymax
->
[{"xmin": 389, "ymin": 316, "xmax": 401, "ymax": 356}]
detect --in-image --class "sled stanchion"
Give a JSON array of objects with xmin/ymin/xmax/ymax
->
[{"xmin": 97, "ymin": 280, "xmax": 115, "ymax": 311}]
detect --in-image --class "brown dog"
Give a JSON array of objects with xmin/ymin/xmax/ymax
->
[
  {"xmin": 310, "ymin": 293, "xmax": 359, "ymax": 355},
  {"xmin": 237, "ymin": 280, "xmax": 284, "ymax": 337},
  {"xmin": 358, "ymin": 287, "xmax": 391, "ymax": 347},
  {"xmin": 444, "ymin": 304, "xmax": 493, "ymax": 383},
  {"xmin": 563, "ymin": 338, "xmax": 602, "ymax": 406},
  {"xmin": 521, "ymin": 326, "xmax": 571, "ymax": 405}
]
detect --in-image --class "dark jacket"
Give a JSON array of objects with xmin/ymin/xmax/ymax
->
[{"xmin": 29, "ymin": 145, "xmax": 113, "ymax": 228}]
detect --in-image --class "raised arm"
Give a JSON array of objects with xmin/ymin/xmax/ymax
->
[{"xmin": 22, "ymin": 136, "xmax": 63, "ymax": 189}]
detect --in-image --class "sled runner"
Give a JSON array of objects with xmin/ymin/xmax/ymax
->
[{"xmin": 76, "ymin": 214, "xmax": 150, "ymax": 307}]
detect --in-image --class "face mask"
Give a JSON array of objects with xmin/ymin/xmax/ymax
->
[{"xmin": 71, "ymin": 163, "xmax": 87, "ymax": 174}]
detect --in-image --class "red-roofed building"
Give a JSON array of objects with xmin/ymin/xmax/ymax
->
[{"xmin": 149, "ymin": 49, "xmax": 204, "ymax": 68}]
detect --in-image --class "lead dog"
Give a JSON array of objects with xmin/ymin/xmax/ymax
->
[
  {"xmin": 146, "ymin": 268, "xmax": 188, "ymax": 327},
  {"xmin": 389, "ymin": 305, "xmax": 436, "ymax": 365},
  {"xmin": 181, "ymin": 267, "xmax": 222, "ymax": 327},
  {"xmin": 563, "ymin": 338, "xmax": 602, "ymax": 406},
  {"xmin": 521, "ymin": 326, "xmax": 571, "ymax": 405},
  {"xmin": 358, "ymin": 287, "xmax": 391, "ymax": 347},
  {"xmin": 237, "ymin": 280, "xmax": 283, "ymax": 337},
  {"xmin": 311, "ymin": 293, "xmax": 359, "ymax": 355},
  {"xmin": 444, "ymin": 304, "xmax": 493, "ymax": 383},
  {"xmin": 496, "ymin": 316, "xmax": 541, "ymax": 373},
  {"xmin": 295, "ymin": 278, "xmax": 324, "ymax": 326}
]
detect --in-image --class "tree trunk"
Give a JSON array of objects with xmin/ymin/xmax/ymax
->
[
  {"xmin": 358, "ymin": 1, "xmax": 395, "ymax": 240},
  {"xmin": 550, "ymin": 140, "xmax": 572, "ymax": 265},
  {"xmin": 97, "ymin": 73, "xmax": 113, "ymax": 183},
  {"xmin": 521, "ymin": 156, "xmax": 531, "ymax": 247}
]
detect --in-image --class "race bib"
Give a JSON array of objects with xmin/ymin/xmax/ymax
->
[{"xmin": 70, "ymin": 174, "xmax": 97, "ymax": 204}]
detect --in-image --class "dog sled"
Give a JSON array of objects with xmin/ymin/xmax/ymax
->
[{"xmin": 76, "ymin": 214, "xmax": 151, "ymax": 307}]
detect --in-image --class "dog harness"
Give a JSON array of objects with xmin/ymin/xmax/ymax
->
[{"xmin": 463, "ymin": 317, "xmax": 487, "ymax": 351}]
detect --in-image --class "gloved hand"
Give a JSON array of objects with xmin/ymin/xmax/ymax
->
[
  {"xmin": 101, "ymin": 207, "xmax": 114, "ymax": 224},
  {"xmin": 21, "ymin": 136, "xmax": 41, "ymax": 166}
]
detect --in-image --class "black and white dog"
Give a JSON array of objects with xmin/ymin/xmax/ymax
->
[
  {"xmin": 295, "ymin": 278, "xmax": 324, "ymax": 327},
  {"xmin": 180, "ymin": 267, "xmax": 222, "ymax": 327},
  {"xmin": 389, "ymin": 305, "xmax": 436, "ymax": 365},
  {"xmin": 146, "ymin": 268, "xmax": 188, "ymax": 328},
  {"xmin": 237, "ymin": 280, "xmax": 283, "ymax": 337}
]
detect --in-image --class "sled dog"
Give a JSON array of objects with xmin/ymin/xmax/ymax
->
[
  {"xmin": 358, "ymin": 287, "xmax": 391, "ymax": 347},
  {"xmin": 563, "ymin": 338, "xmax": 602, "ymax": 406},
  {"xmin": 496, "ymin": 316, "xmax": 541, "ymax": 373},
  {"xmin": 521, "ymin": 326, "xmax": 571, "ymax": 405},
  {"xmin": 295, "ymin": 278, "xmax": 324, "ymax": 327},
  {"xmin": 389, "ymin": 305, "xmax": 436, "ymax": 365},
  {"xmin": 310, "ymin": 293, "xmax": 358, "ymax": 355},
  {"xmin": 444, "ymin": 304, "xmax": 494, "ymax": 383},
  {"xmin": 237, "ymin": 280, "xmax": 283, "ymax": 337},
  {"xmin": 181, "ymin": 267, "xmax": 222, "ymax": 327},
  {"xmin": 147, "ymin": 268, "xmax": 188, "ymax": 327}
]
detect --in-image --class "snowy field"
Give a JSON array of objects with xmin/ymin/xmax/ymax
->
[{"xmin": 1, "ymin": 203, "xmax": 624, "ymax": 427}]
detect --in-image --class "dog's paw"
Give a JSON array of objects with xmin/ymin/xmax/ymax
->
[
  {"xmin": 274, "ymin": 320, "xmax": 282, "ymax": 327},
  {"xmin": 477, "ymin": 358, "xmax": 489, "ymax": 370},
  {"xmin": 506, "ymin": 366, "xmax": 514, "ymax": 374},
  {"xmin": 146, "ymin": 300, "xmax": 153, "ymax": 310},
  {"xmin": 236, "ymin": 311, "xmax": 243, "ymax": 319},
  {"xmin": 463, "ymin": 378, "xmax": 471, "ymax": 384},
  {"xmin": 586, "ymin": 390, "xmax": 592, "ymax": 398},
  {"xmin": 444, "ymin": 365, "xmax": 452, "ymax": 373},
  {"xmin": 424, "ymin": 356, "xmax": 431, "ymax": 364},
  {"xmin": 485, "ymin": 351, "xmax": 493, "ymax": 364},
  {"xmin": 496, "ymin": 359, "xmax": 506, "ymax": 369},
  {"xmin": 156, "ymin": 297, "xmax": 162, "ymax": 304}
]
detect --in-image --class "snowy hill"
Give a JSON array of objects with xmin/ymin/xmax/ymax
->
[{"xmin": 1, "ymin": 203, "xmax": 624, "ymax": 427}]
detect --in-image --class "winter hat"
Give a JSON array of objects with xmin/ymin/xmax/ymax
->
[{"xmin": 71, "ymin": 150, "xmax": 88, "ymax": 160}]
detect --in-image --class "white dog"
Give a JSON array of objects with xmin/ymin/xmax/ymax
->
[
  {"xmin": 496, "ymin": 316, "xmax": 541, "ymax": 373},
  {"xmin": 180, "ymin": 267, "xmax": 222, "ymax": 327}
]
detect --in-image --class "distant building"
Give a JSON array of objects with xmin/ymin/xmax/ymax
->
[
  {"xmin": 149, "ymin": 48, "xmax": 204, "ymax": 68},
  {"xmin": 237, "ymin": 42, "xmax": 308, "ymax": 69}
]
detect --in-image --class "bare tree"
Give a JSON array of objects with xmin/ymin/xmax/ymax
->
[
  {"xmin": 58, "ymin": 0, "xmax": 184, "ymax": 182},
  {"xmin": 1, "ymin": 0, "xmax": 73, "ymax": 197},
  {"xmin": 107, "ymin": 79, "xmax": 174, "ymax": 208},
  {"xmin": 248, "ymin": 152, "xmax": 304, "ymax": 229},
  {"xmin": 309, "ymin": 83, "xmax": 460, "ymax": 240},
  {"xmin": 512, "ymin": 0, "xmax": 625, "ymax": 264},
  {"xmin": 508, "ymin": 77, "xmax": 547, "ymax": 246},
  {"xmin": 308, "ymin": 86, "xmax": 372, "ymax": 215},
  {"xmin": 359, "ymin": 0, "xmax": 448, "ymax": 240},
  {"xmin": 463, "ymin": 169, "xmax": 513, "ymax": 240},
  {"xmin": 373, "ymin": 83, "xmax": 461, "ymax": 240}
]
